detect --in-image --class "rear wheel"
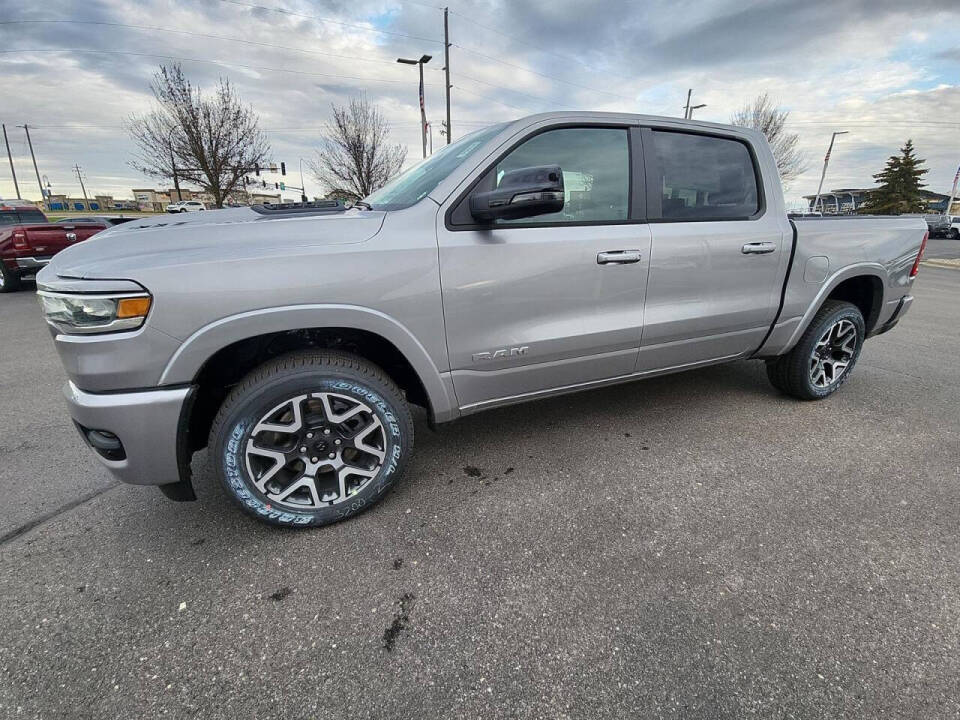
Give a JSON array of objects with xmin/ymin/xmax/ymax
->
[
  {"xmin": 209, "ymin": 351, "xmax": 414, "ymax": 527},
  {"xmin": 0, "ymin": 263, "xmax": 21, "ymax": 293},
  {"xmin": 950, "ymin": 228, "xmax": 959, "ymax": 240},
  {"xmin": 766, "ymin": 300, "xmax": 865, "ymax": 400}
]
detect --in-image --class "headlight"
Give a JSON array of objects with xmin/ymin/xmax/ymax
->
[{"xmin": 37, "ymin": 291, "xmax": 152, "ymax": 335}]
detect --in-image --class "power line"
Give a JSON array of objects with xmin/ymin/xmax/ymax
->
[
  {"xmin": 0, "ymin": 48, "xmax": 445, "ymax": 86},
  {"xmin": 453, "ymin": 85, "xmax": 531, "ymax": 113},
  {"xmin": 216, "ymin": 0, "xmax": 443, "ymax": 44},
  {"xmin": 0, "ymin": 20, "xmax": 445, "ymax": 70},
  {"xmin": 448, "ymin": 9, "xmax": 592, "ymax": 70}
]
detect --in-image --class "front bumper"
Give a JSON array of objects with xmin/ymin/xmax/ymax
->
[{"xmin": 64, "ymin": 381, "xmax": 193, "ymax": 487}]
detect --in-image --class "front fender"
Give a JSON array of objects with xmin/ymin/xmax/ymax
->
[{"xmin": 158, "ymin": 303, "xmax": 459, "ymax": 422}]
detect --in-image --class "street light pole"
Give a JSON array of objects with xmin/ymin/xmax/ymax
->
[
  {"xmin": 299, "ymin": 157, "xmax": 308, "ymax": 202},
  {"xmin": 17, "ymin": 124, "xmax": 45, "ymax": 206},
  {"xmin": 682, "ymin": 89, "xmax": 706, "ymax": 119},
  {"xmin": 2, "ymin": 124, "xmax": 20, "ymax": 199},
  {"xmin": 812, "ymin": 131, "xmax": 848, "ymax": 213},
  {"xmin": 397, "ymin": 54, "xmax": 432, "ymax": 159}
]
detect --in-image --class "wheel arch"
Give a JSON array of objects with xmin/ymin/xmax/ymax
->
[
  {"xmin": 781, "ymin": 264, "xmax": 887, "ymax": 353},
  {"xmin": 160, "ymin": 305, "xmax": 458, "ymax": 453}
]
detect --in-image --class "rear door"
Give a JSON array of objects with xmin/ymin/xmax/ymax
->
[
  {"xmin": 637, "ymin": 128, "xmax": 788, "ymax": 371},
  {"xmin": 437, "ymin": 124, "xmax": 651, "ymax": 410}
]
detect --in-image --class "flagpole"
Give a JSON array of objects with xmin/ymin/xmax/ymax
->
[{"xmin": 947, "ymin": 164, "xmax": 960, "ymax": 218}]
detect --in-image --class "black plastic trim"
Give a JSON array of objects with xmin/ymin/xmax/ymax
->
[
  {"xmin": 251, "ymin": 201, "xmax": 347, "ymax": 216},
  {"xmin": 751, "ymin": 218, "xmax": 798, "ymax": 357},
  {"xmin": 166, "ymin": 384, "xmax": 198, "ymax": 502}
]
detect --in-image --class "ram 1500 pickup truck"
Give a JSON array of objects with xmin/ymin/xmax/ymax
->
[
  {"xmin": 1, "ymin": 203, "xmax": 103, "ymax": 292},
  {"xmin": 36, "ymin": 112, "xmax": 927, "ymax": 527}
]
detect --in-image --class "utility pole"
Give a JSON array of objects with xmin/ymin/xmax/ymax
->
[
  {"xmin": 2, "ymin": 124, "xmax": 20, "ymax": 199},
  {"xmin": 443, "ymin": 6, "xmax": 451, "ymax": 144},
  {"xmin": 812, "ymin": 131, "xmax": 848, "ymax": 213},
  {"xmin": 18, "ymin": 124, "xmax": 45, "ymax": 206},
  {"xmin": 74, "ymin": 164, "xmax": 89, "ymax": 205}
]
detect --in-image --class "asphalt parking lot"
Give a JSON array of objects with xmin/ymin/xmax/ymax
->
[{"xmin": 1, "ymin": 248, "xmax": 959, "ymax": 718}]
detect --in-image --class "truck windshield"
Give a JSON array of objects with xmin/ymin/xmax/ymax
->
[{"xmin": 363, "ymin": 122, "xmax": 508, "ymax": 211}]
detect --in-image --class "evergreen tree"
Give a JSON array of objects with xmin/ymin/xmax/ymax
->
[{"xmin": 860, "ymin": 139, "xmax": 928, "ymax": 214}]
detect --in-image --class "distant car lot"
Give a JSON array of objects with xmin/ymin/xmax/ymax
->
[{"xmin": 1, "ymin": 260, "xmax": 959, "ymax": 716}]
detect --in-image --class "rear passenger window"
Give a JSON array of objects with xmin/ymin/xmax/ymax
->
[
  {"xmin": 651, "ymin": 131, "xmax": 760, "ymax": 220},
  {"xmin": 17, "ymin": 210, "xmax": 48, "ymax": 224}
]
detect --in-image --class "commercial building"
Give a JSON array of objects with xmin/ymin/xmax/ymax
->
[
  {"xmin": 803, "ymin": 188, "xmax": 955, "ymax": 215},
  {"xmin": 132, "ymin": 188, "xmax": 281, "ymax": 211}
]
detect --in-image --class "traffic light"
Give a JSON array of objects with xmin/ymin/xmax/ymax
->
[
  {"xmin": 280, "ymin": 162, "xmax": 286, "ymax": 176},
  {"xmin": 261, "ymin": 180, "xmax": 266, "ymax": 188},
  {"xmin": 274, "ymin": 182, "xmax": 279, "ymax": 190},
  {"xmin": 255, "ymin": 167, "xmax": 260, "ymax": 176}
]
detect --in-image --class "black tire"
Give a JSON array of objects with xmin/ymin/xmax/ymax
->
[
  {"xmin": 0, "ymin": 263, "xmax": 22, "ymax": 293},
  {"xmin": 950, "ymin": 228, "xmax": 959, "ymax": 240},
  {"xmin": 209, "ymin": 351, "xmax": 414, "ymax": 528},
  {"xmin": 765, "ymin": 300, "xmax": 865, "ymax": 401}
]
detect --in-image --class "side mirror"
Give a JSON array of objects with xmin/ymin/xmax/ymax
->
[{"xmin": 470, "ymin": 165, "xmax": 564, "ymax": 222}]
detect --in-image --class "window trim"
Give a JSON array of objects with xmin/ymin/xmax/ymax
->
[
  {"xmin": 444, "ymin": 122, "xmax": 644, "ymax": 232},
  {"xmin": 641, "ymin": 126, "xmax": 767, "ymax": 224}
]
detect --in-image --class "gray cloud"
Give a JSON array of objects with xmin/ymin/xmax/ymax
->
[{"xmin": 0, "ymin": 0, "xmax": 958, "ymax": 204}]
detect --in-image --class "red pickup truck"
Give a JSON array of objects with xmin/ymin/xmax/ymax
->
[{"xmin": 0, "ymin": 203, "xmax": 103, "ymax": 292}]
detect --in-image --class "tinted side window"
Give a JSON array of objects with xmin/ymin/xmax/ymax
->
[
  {"xmin": 0, "ymin": 212, "xmax": 18, "ymax": 225},
  {"xmin": 492, "ymin": 127, "xmax": 630, "ymax": 225},
  {"xmin": 651, "ymin": 131, "xmax": 759, "ymax": 220},
  {"xmin": 17, "ymin": 210, "xmax": 48, "ymax": 224}
]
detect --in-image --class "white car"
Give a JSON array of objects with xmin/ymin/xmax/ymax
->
[
  {"xmin": 165, "ymin": 200, "xmax": 205, "ymax": 213},
  {"xmin": 950, "ymin": 215, "xmax": 960, "ymax": 240}
]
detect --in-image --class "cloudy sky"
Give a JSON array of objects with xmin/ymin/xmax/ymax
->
[{"xmin": 1, "ymin": 0, "xmax": 958, "ymax": 208}]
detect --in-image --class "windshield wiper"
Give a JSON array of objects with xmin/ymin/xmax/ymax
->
[{"xmin": 353, "ymin": 200, "xmax": 373, "ymax": 210}]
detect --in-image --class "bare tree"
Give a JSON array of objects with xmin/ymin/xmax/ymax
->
[
  {"xmin": 730, "ymin": 93, "xmax": 807, "ymax": 190},
  {"xmin": 127, "ymin": 64, "xmax": 270, "ymax": 208},
  {"xmin": 310, "ymin": 97, "xmax": 407, "ymax": 201}
]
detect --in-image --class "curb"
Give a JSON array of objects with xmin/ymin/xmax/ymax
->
[{"xmin": 921, "ymin": 259, "xmax": 960, "ymax": 270}]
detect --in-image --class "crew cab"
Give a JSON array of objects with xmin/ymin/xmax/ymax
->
[
  {"xmin": 36, "ymin": 112, "xmax": 927, "ymax": 527},
  {"xmin": 0, "ymin": 202, "xmax": 103, "ymax": 292}
]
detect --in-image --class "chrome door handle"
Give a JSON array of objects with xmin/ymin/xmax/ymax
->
[
  {"xmin": 741, "ymin": 242, "xmax": 776, "ymax": 254},
  {"xmin": 597, "ymin": 249, "xmax": 642, "ymax": 265}
]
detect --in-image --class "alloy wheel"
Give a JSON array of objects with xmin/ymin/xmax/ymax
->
[
  {"xmin": 809, "ymin": 318, "xmax": 858, "ymax": 388},
  {"xmin": 244, "ymin": 391, "xmax": 387, "ymax": 509}
]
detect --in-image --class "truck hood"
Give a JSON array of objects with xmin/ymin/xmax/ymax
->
[{"xmin": 44, "ymin": 206, "xmax": 386, "ymax": 280}]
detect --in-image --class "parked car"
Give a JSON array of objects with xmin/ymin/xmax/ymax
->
[
  {"xmin": 56, "ymin": 215, "xmax": 137, "ymax": 228},
  {"xmin": 949, "ymin": 215, "xmax": 960, "ymax": 240},
  {"xmin": 0, "ymin": 202, "xmax": 103, "ymax": 292},
  {"xmin": 165, "ymin": 200, "xmax": 205, "ymax": 213},
  {"xmin": 37, "ymin": 112, "xmax": 927, "ymax": 527},
  {"xmin": 922, "ymin": 213, "xmax": 951, "ymax": 238}
]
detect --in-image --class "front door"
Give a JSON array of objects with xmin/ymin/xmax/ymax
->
[{"xmin": 437, "ymin": 125, "xmax": 651, "ymax": 411}]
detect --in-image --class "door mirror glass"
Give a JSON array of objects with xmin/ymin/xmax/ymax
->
[{"xmin": 469, "ymin": 165, "xmax": 565, "ymax": 222}]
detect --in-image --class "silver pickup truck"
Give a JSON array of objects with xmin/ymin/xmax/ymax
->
[{"xmin": 36, "ymin": 112, "xmax": 928, "ymax": 527}]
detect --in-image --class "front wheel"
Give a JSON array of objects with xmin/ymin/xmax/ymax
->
[
  {"xmin": 209, "ymin": 351, "xmax": 414, "ymax": 527},
  {"xmin": 766, "ymin": 300, "xmax": 865, "ymax": 400},
  {"xmin": 950, "ymin": 228, "xmax": 959, "ymax": 240}
]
